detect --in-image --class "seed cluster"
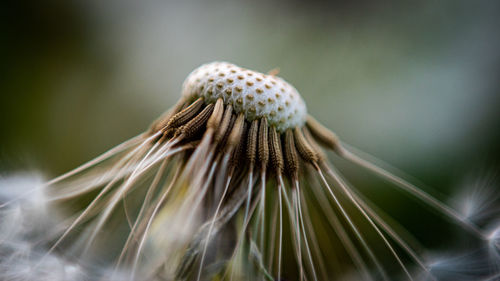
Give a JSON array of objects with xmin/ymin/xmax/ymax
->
[
  {"xmin": 149, "ymin": 62, "xmax": 341, "ymax": 180},
  {"xmin": 182, "ymin": 62, "xmax": 307, "ymax": 132},
  {"xmin": 29, "ymin": 60, "xmax": 496, "ymax": 281}
]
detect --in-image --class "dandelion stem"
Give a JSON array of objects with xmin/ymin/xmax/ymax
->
[
  {"xmin": 38, "ymin": 147, "xmax": 145, "ymax": 268},
  {"xmin": 315, "ymin": 166, "xmax": 389, "ymax": 281},
  {"xmin": 298, "ymin": 185, "xmax": 331, "ymax": 281},
  {"xmin": 259, "ymin": 170, "xmax": 267, "ymax": 257},
  {"xmin": 115, "ymin": 157, "xmax": 175, "ymax": 269},
  {"xmin": 83, "ymin": 141, "xmax": 171, "ymax": 254},
  {"xmin": 225, "ymin": 175, "xmax": 260, "ymax": 281},
  {"xmin": 0, "ymin": 133, "xmax": 148, "ymax": 210},
  {"xmin": 292, "ymin": 182, "xmax": 304, "ymax": 281},
  {"xmin": 48, "ymin": 141, "xmax": 147, "ymax": 202},
  {"xmin": 47, "ymin": 133, "xmax": 148, "ymax": 186},
  {"xmin": 277, "ymin": 180, "xmax": 283, "ymax": 281},
  {"xmin": 132, "ymin": 159, "xmax": 217, "ymax": 280},
  {"xmin": 321, "ymin": 165, "xmax": 414, "ymax": 280},
  {"xmin": 197, "ymin": 169, "xmax": 232, "ymax": 281},
  {"xmin": 308, "ymin": 170, "xmax": 371, "ymax": 280},
  {"xmin": 295, "ymin": 182, "xmax": 319, "ymax": 281},
  {"xmin": 277, "ymin": 177, "xmax": 303, "ymax": 280},
  {"xmin": 267, "ymin": 191, "xmax": 278, "ymax": 273},
  {"xmin": 243, "ymin": 169, "xmax": 254, "ymax": 238},
  {"xmin": 338, "ymin": 145, "xmax": 486, "ymax": 240},
  {"xmin": 322, "ymin": 163, "xmax": 434, "ymax": 278}
]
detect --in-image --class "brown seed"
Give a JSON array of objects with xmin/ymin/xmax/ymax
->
[
  {"xmin": 306, "ymin": 115, "xmax": 340, "ymax": 152},
  {"xmin": 207, "ymin": 98, "xmax": 224, "ymax": 131},
  {"xmin": 247, "ymin": 119, "xmax": 259, "ymax": 166},
  {"xmin": 165, "ymin": 97, "xmax": 204, "ymax": 130},
  {"xmin": 294, "ymin": 127, "xmax": 318, "ymax": 163},
  {"xmin": 269, "ymin": 126, "xmax": 283, "ymax": 174},
  {"xmin": 176, "ymin": 103, "xmax": 214, "ymax": 140},
  {"xmin": 229, "ymin": 120, "xmax": 247, "ymax": 170},
  {"xmin": 302, "ymin": 127, "xmax": 326, "ymax": 162},
  {"xmin": 215, "ymin": 104, "xmax": 233, "ymax": 142},
  {"xmin": 284, "ymin": 129, "xmax": 299, "ymax": 180},
  {"xmin": 258, "ymin": 118, "xmax": 269, "ymax": 170},
  {"xmin": 226, "ymin": 113, "xmax": 245, "ymax": 150}
]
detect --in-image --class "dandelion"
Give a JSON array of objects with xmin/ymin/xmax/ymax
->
[{"xmin": 1, "ymin": 61, "xmax": 499, "ymax": 280}]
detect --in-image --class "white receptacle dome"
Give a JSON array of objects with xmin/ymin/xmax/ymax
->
[{"xmin": 182, "ymin": 62, "xmax": 307, "ymax": 132}]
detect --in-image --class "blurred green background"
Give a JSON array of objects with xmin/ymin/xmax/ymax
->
[{"xmin": 1, "ymin": 0, "xmax": 499, "ymax": 256}]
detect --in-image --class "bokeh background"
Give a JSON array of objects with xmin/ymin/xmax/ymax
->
[{"xmin": 1, "ymin": 0, "xmax": 500, "ymax": 275}]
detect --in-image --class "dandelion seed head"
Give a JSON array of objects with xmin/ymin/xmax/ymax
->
[
  {"xmin": 5, "ymin": 61, "xmax": 498, "ymax": 281},
  {"xmin": 182, "ymin": 62, "xmax": 306, "ymax": 132}
]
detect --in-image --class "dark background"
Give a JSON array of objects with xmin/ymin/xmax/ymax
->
[{"xmin": 1, "ymin": 0, "xmax": 499, "ymax": 271}]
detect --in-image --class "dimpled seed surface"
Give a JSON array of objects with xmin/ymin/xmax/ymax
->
[{"xmin": 182, "ymin": 62, "xmax": 307, "ymax": 132}]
